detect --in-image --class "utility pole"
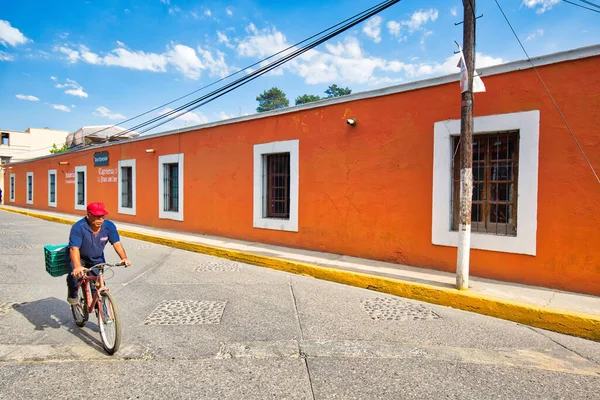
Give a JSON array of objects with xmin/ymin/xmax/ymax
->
[{"xmin": 456, "ymin": 0, "xmax": 476, "ymax": 290}]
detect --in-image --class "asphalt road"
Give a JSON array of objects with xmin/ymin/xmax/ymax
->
[{"xmin": 0, "ymin": 210, "xmax": 599, "ymax": 399}]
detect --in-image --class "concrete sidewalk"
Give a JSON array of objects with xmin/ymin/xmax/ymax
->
[{"xmin": 1, "ymin": 205, "xmax": 599, "ymax": 341}]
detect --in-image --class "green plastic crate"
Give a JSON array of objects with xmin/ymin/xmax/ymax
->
[{"xmin": 44, "ymin": 244, "xmax": 70, "ymax": 277}]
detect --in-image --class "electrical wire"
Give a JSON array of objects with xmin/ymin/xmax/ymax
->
[
  {"xmin": 577, "ymin": 0, "xmax": 600, "ymax": 9},
  {"xmin": 563, "ymin": 0, "xmax": 600, "ymax": 13},
  {"xmin": 494, "ymin": 0, "xmax": 600, "ymax": 184}
]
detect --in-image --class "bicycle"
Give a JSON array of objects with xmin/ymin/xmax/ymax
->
[{"xmin": 70, "ymin": 262, "xmax": 126, "ymax": 355}]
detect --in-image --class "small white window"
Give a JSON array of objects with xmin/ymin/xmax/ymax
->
[
  {"xmin": 74, "ymin": 166, "xmax": 87, "ymax": 210},
  {"xmin": 118, "ymin": 159, "xmax": 136, "ymax": 215},
  {"xmin": 158, "ymin": 153, "xmax": 184, "ymax": 221},
  {"xmin": 9, "ymin": 173, "xmax": 15, "ymax": 202},
  {"xmin": 48, "ymin": 169, "xmax": 57, "ymax": 207},
  {"xmin": 253, "ymin": 139, "xmax": 299, "ymax": 232},
  {"xmin": 26, "ymin": 172, "xmax": 34, "ymax": 205}
]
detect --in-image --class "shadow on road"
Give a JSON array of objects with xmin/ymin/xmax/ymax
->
[{"xmin": 12, "ymin": 297, "xmax": 105, "ymax": 351}]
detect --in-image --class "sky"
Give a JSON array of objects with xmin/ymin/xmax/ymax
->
[{"xmin": 0, "ymin": 0, "xmax": 598, "ymax": 136}]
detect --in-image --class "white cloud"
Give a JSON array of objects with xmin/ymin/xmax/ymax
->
[
  {"xmin": 219, "ymin": 111, "xmax": 234, "ymax": 120},
  {"xmin": 116, "ymin": 40, "xmax": 125, "ymax": 47},
  {"xmin": 103, "ymin": 48, "xmax": 168, "ymax": 71},
  {"xmin": 388, "ymin": 9, "xmax": 439, "ymax": 41},
  {"xmin": 94, "ymin": 106, "xmax": 126, "ymax": 120},
  {"xmin": 217, "ymin": 31, "xmax": 234, "ymax": 48},
  {"xmin": 169, "ymin": 6, "xmax": 181, "ymax": 15},
  {"xmin": 526, "ymin": 29, "xmax": 544, "ymax": 40},
  {"xmin": 451, "ymin": 7, "xmax": 457, "ymax": 16},
  {"xmin": 363, "ymin": 16, "xmax": 382, "ymax": 43},
  {"xmin": 79, "ymin": 45, "xmax": 101, "ymax": 64},
  {"xmin": 159, "ymin": 107, "xmax": 208, "ymax": 125},
  {"xmin": 204, "ymin": 9, "xmax": 212, "ymax": 17},
  {"xmin": 55, "ymin": 78, "xmax": 89, "ymax": 98},
  {"xmin": 0, "ymin": 20, "xmax": 31, "ymax": 47},
  {"xmin": 0, "ymin": 50, "xmax": 14, "ymax": 61},
  {"xmin": 226, "ymin": 8, "xmax": 233, "ymax": 16},
  {"xmin": 51, "ymin": 104, "xmax": 71, "ymax": 112},
  {"xmin": 522, "ymin": 0, "xmax": 560, "ymax": 13},
  {"xmin": 167, "ymin": 44, "xmax": 204, "ymax": 79},
  {"xmin": 198, "ymin": 48, "xmax": 229, "ymax": 78},
  {"xmin": 51, "ymin": 76, "xmax": 57, "ymax": 81},
  {"xmin": 56, "ymin": 46, "xmax": 80, "ymax": 63},
  {"xmin": 237, "ymin": 24, "xmax": 289, "ymax": 58},
  {"xmin": 124, "ymin": 9, "xmax": 131, "ymax": 14},
  {"xmin": 58, "ymin": 32, "xmax": 69, "ymax": 40},
  {"xmin": 16, "ymin": 94, "xmax": 39, "ymax": 101},
  {"xmin": 160, "ymin": 0, "xmax": 170, "ymax": 4}
]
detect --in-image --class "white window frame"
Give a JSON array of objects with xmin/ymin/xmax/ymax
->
[
  {"xmin": 158, "ymin": 153, "xmax": 184, "ymax": 221},
  {"xmin": 9, "ymin": 173, "xmax": 15, "ymax": 202},
  {"xmin": 118, "ymin": 159, "xmax": 137, "ymax": 215},
  {"xmin": 26, "ymin": 172, "xmax": 34, "ymax": 205},
  {"xmin": 48, "ymin": 169, "xmax": 57, "ymax": 207},
  {"xmin": 74, "ymin": 166, "xmax": 87, "ymax": 211},
  {"xmin": 253, "ymin": 139, "xmax": 299, "ymax": 232},
  {"xmin": 432, "ymin": 110, "xmax": 539, "ymax": 256}
]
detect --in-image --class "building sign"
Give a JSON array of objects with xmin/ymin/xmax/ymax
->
[
  {"xmin": 97, "ymin": 168, "xmax": 117, "ymax": 184},
  {"xmin": 94, "ymin": 151, "xmax": 109, "ymax": 167}
]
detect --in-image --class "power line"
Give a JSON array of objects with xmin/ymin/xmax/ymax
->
[
  {"xmin": 577, "ymin": 0, "xmax": 600, "ymax": 9},
  {"xmin": 563, "ymin": 0, "xmax": 600, "ymax": 13},
  {"xmin": 494, "ymin": 0, "xmax": 600, "ymax": 184}
]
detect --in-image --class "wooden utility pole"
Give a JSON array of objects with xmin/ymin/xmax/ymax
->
[{"xmin": 456, "ymin": 0, "xmax": 476, "ymax": 290}]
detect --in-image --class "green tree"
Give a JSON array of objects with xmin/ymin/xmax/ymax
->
[
  {"xmin": 325, "ymin": 84, "xmax": 352, "ymax": 98},
  {"xmin": 256, "ymin": 87, "xmax": 289, "ymax": 112},
  {"xmin": 49, "ymin": 143, "xmax": 68, "ymax": 154},
  {"xmin": 295, "ymin": 94, "xmax": 321, "ymax": 105}
]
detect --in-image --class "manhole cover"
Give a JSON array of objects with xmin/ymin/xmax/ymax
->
[
  {"xmin": 0, "ymin": 302, "xmax": 15, "ymax": 317},
  {"xmin": 195, "ymin": 261, "xmax": 240, "ymax": 272},
  {"xmin": 361, "ymin": 298, "xmax": 441, "ymax": 321},
  {"xmin": 143, "ymin": 300, "xmax": 227, "ymax": 325}
]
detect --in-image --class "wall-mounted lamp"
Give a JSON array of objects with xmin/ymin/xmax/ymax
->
[
  {"xmin": 58, "ymin": 161, "xmax": 69, "ymax": 165},
  {"xmin": 145, "ymin": 149, "xmax": 156, "ymax": 153},
  {"xmin": 346, "ymin": 118, "xmax": 357, "ymax": 127}
]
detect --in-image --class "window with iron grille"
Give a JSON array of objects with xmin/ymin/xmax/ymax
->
[
  {"xmin": 10, "ymin": 174, "xmax": 15, "ymax": 201},
  {"xmin": 452, "ymin": 131, "xmax": 519, "ymax": 236},
  {"xmin": 163, "ymin": 163, "xmax": 179, "ymax": 212},
  {"xmin": 27, "ymin": 174, "xmax": 33, "ymax": 202},
  {"xmin": 49, "ymin": 173, "xmax": 56, "ymax": 203},
  {"xmin": 265, "ymin": 153, "xmax": 290, "ymax": 219},
  {"xmin": 121, "ymin": 166, "xmax": 133, "ymax": 208},
  {"xmin": 77, "ymin": 171, "xmax": 85, "ymax": 206}
]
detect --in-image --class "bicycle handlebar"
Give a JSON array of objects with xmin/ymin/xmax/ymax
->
[{"xmin": 83, "ymin": 261, "xmax": 128, "ymax": 274}]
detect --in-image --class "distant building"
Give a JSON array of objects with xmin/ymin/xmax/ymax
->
[
  {"xmin": 66, "ymin": 126, "xmax": 140, "ymax": 149},
  {"xmin": 0, "ymin": 127, "xmax": 69, "ymax": 203}
]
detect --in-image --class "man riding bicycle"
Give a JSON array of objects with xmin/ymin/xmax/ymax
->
[{"xmin": 67, "ymin": 202, "xmax": 131, "ymax": 305}]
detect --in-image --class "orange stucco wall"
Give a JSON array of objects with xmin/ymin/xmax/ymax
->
[{"xmin": 4, "ymin": 54, "xmax": 600, "ymax": 295}]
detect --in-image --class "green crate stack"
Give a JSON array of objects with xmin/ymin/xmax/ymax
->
[{"xmin": 44, "ymin": 244, "xmax": 70, "ymax": 277}]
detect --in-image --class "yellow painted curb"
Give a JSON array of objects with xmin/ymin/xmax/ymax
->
[{"xmin": 2, "ymin": 206, "xmax": 599, "ymax": 342}]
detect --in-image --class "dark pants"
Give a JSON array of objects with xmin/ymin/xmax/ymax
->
[{"xmin": 66, "ymin": 260, "xmax": 98, "ymax": 297}]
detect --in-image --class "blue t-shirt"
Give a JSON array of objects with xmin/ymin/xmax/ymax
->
[{"xmin": 68, "ymin": 218, "xmax": 120, "ymax": 264}]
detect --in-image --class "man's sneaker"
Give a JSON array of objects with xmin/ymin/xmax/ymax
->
[{"xmin": 67, "ymin": 291, "xmax": 78, "ymax": 305}]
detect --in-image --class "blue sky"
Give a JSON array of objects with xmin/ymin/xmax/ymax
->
[{"xmin": 0, "ymin": 0, "xmax": 598, "ymax": 134}]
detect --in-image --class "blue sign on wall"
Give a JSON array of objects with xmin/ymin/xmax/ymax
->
[{"xmin": 94, "ymin": 151, "xmax": 109, "ymax": 167}]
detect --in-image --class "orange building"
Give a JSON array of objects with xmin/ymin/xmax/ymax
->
[{"xmin": 4, "ymin": 45, "xmax": 600, "ymax": 295}]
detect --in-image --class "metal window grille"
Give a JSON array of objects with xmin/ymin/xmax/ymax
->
[
  {"xmin": 451, "ymin": 131, "xmax": 519, "ymax": 236},
  {"xmin": 27, "ymin": 176, "xmax": 32, "ymax": 201},
  {"xmin": 121, "ymin": 166, "xmax": 133, "ymax": 208},
  {"xmin": 10, "ymin": 176, "xmax": 14, "ymax": 199},
  {"xmin": 265, "ymin": 153, "xmax": 290, "ymax": 219},
  {"xmin": 163, "ymin": 163, "xmax": 179, "ymax": 212},
  {"xmin": 49, "ymin": 174, "xmax": 56, "ymax": 203},
  {"xmin": 77, "ymin": 171, "xmax": 85, "ymax": 206}
]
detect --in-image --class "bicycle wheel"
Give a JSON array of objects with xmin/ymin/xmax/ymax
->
[
  {"xmin": 71, "ymin": 287, "xmax": 88, "ymax": 327},
  {"xmin": 98, "ymin": 291, "xmax": 121, "ymax": 355}
]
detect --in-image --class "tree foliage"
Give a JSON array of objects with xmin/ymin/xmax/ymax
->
[
  {"xmin": 324, "ymin": 84, "xmax": 352, "ymax": 98},
  {"xmin": 49, "ymin": 143, "xmax": 68, "ymax": 154},
  {"xmin": 295, "ymin": 94, "xmax": 321, "ymax": 105},
  {"xmin": 256, "ymin": 87, "xmax": 289, "ymax": 112}
]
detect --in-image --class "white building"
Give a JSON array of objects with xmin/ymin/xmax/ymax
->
[{"xmin": 0, "ymin": 127, "xmax": 68, "ymax": 203}]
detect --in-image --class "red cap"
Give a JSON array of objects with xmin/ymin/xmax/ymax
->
[{"xmin": 87, "ymin": 202, "xmax": 108, "ymax": 216}]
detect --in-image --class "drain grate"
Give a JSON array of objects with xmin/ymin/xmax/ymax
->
[
  {"xmin": 143, "ymin": 300, "xmax": 227, "ymax": 325},
  {"xmin": 195, "ymin": 261, "xmax": 240, "ymax": 272},
  {"xmin": 0, "ymin": 302, "xmax": 15, "ymax": 317},
  {"xmin": 361, "ymin": 297, "xmax": 441, "ymax": 321}
]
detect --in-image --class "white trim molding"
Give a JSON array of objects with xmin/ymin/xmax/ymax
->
[
  {"xmin": 432, "ymin": 110, "xmax": 540, "ymax": 256},
  {"xmin": 74, "ymin": 165, "xmax": 87, "ymax": 211},
  {"xmin": 118, "ymin": 159, "xmax": 137, "ymax": 215},
  {"xmin": 158, "ymin": 153, "xmax": 184, "ymax": 221},
  {"xmin": 253, "ymin": 139, "xmax": 299, "ymax": 232},
  {"xmin": 9, "ymin": 173, "xmax": 15, "ymax": 202},
  {"xmin": 48, "ymin": 169, "xmax": 57, "ymax": 207},
  {"xmin": 26, "ymin": 172, "xmax": 34, "ymax": 204}
]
